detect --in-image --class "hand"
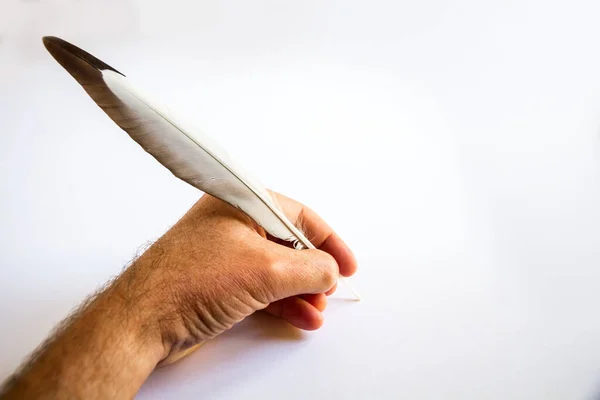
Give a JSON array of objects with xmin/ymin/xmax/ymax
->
[
  {"xmin": 122, "ymin": 191, "xmax": 358, "ymax": 364},
  {"xmin": 0, "ymin": 192, "xmax": 358, "ymax": 399}
]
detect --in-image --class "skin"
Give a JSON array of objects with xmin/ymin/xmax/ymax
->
[{"xmin": 0, "ymin": 192, "xmax": 358, "ymax": 399}]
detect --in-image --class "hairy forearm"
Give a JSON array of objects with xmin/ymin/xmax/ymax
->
[
  {"xmin": 0, "ymin": 275, "xmax": 165, "ymax": 399},
  {"xmin": 0, "ymin": 193, "xmax": 357, "ymax": 398}
]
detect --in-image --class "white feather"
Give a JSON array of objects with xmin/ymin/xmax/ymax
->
[
  {"xmin": 101, "ymin": 70, "xmax": 313, "ymax": 249},
  {"xmin": 42, "ymin": 36, "xmax": 359, "ymax": 299}
]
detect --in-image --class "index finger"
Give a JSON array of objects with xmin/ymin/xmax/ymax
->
[{"xmin": 270, "ymin": 191, "xmax": 358, "ymax": 277}]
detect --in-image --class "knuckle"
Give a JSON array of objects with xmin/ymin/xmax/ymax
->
[
  {"xmin": 250, "ymin": 250, "xmax": 282, "ymax": 300},
  {"xmin": 263, "ymin": 250, "xmax": 283, "ymax": 278},
  {"xmin": 319, "ymin": 252, "xmax": 338, "ymax": 289}
]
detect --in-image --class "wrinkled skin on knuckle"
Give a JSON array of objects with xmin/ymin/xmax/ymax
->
[
  {"xmin": 243, "ymin": 250, "xmax": 280, "ymax": 305},
  {"xmin": 269, "ymin": 251, "xmax": 300, "ymax": 299},
  {"xmin": 319, "ymin": 253, "xmax": 339, "ymax": 291}
]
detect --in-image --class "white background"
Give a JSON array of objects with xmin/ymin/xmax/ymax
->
[{"xmin": 2, "ymin": 0, "xmax": 600, "ymax": 398}]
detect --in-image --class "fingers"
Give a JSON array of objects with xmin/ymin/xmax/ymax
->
[
  {"xmin": 325, "ymin": 282, "xmax": 337, "ymax": 296},
  {"xmin": 300, "ymin": 293, "xmax": 327, "ymax": 311},
  {"xmin": 270, "ymin": 192, "xmax": 358, "ymax": 277},
  {"xmin": 264, "ymin": 297, "xmax": 324, "ymax": 330},
  {"xmin": 268, "ymin": 244, "xmax": 338, "ymax": 299},
  {"xmin": 319, "ymin": 234, "xmax": 357, "ymax": 278},
  {"xmin": 263, "ymin": 293, "xmax": 327, "ymax": 331}
]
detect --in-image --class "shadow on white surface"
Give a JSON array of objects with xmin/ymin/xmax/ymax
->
[{"xmin": 139, "ymin": 311, "xmax": 316, "ymax": 398}]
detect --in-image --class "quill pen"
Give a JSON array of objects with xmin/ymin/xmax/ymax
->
[{"xmin": 42, "ymin": 36, "xmax": 360, "ymax": 300}]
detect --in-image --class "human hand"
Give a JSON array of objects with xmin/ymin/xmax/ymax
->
[
  {"xmin": 0, "ymin": 192, "xmax": 357, "ymax": 399},
  {"xmin": 119, "ymin": 191, "xmax": 358, "ymax": 364}
]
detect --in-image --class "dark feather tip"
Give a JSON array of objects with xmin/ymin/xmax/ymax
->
[{"xmin": 42, "ymin": 36, "xmax": 125, "ymax": 76}]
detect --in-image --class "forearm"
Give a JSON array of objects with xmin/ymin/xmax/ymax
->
[
  {"xmin": 0, "ymin": 193, "xmax": 357, "ymax": 398},
  {"xmin": 0, "ymin": 276, "xmax": 165, "ymax": 399}
]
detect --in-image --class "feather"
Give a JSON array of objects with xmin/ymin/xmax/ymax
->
[{"xmin": 42, "ymin": 36, "xmax": 359, "ymax": 300}]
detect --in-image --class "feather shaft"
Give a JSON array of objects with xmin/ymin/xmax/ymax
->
[{"xmin": 42, "ymin": 36, "xmax": 359, "ymax": 300}]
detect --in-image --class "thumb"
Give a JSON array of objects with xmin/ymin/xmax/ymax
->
[{"xmin": 269, "ymin": 244, "xmax": 339, "ymax": 300}]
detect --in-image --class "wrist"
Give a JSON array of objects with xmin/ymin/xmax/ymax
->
[
  {"xmin": 120, "ymin": 248, "xmax": 212, "ymax": 363},
  {"xmin": 106, "ymin": 271, "xmax": 169, "ymax": 365},
  {"xmin": 82, "ymin": 285, "xmax": 166, "ymax": 390}
]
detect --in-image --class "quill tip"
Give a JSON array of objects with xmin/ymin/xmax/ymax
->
[{"xmin": 339, "ymin": 276, "xmax": 362, "ymax": 301}]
